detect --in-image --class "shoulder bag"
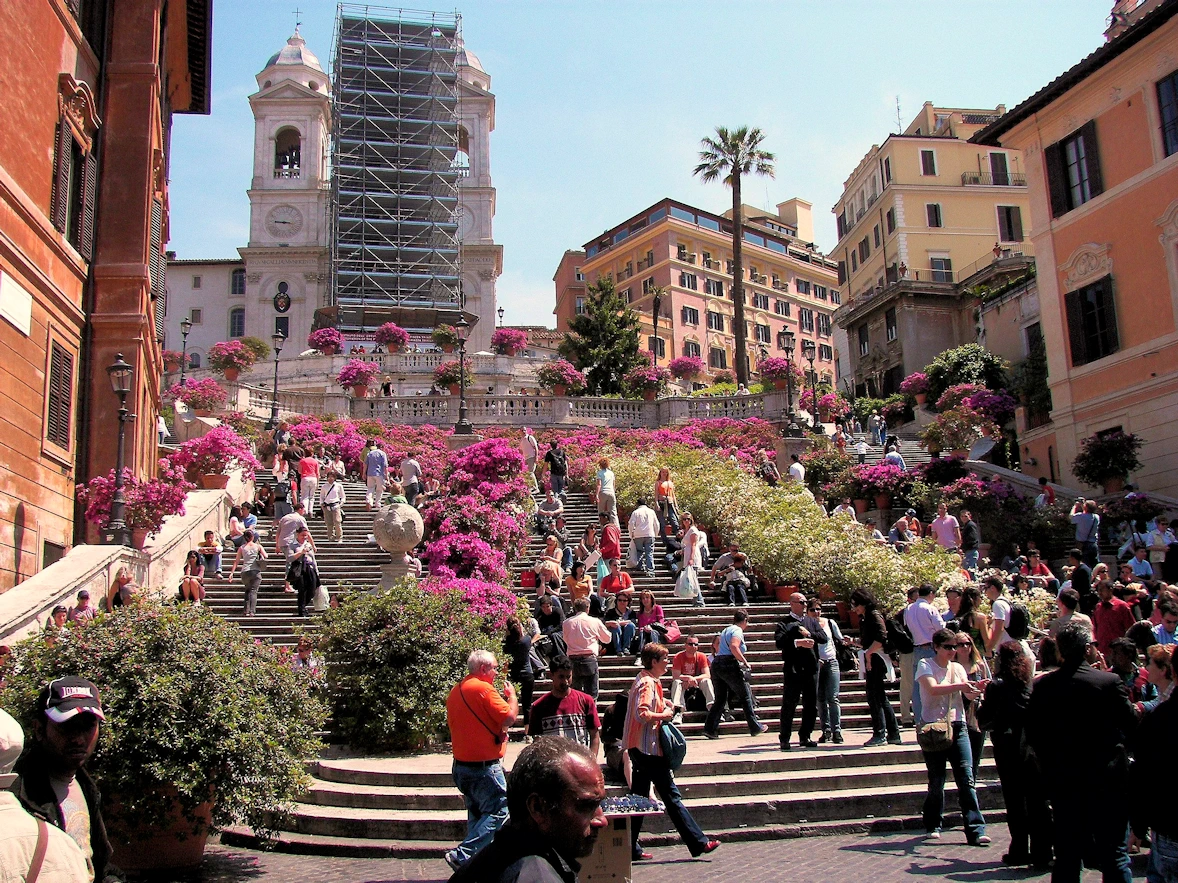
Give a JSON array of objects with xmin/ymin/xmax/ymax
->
[
  {"xmin": 916, "ymin": 694, "xmax": 955, "ymax": 753},
  {"xmin": 658, "ymin": 720, "xmax": 688, "ymax": 771}
]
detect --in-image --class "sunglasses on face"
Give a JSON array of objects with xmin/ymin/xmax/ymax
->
[{"xmin": 686, "ymin": 642, "xmax": 699, "ymax": 647}]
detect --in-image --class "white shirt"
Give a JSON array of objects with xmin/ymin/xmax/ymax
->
[
  {"xmin": 832, "ymin": 503, "xmax": 857, "ymax": 520},
  {"xmin": 597, "ymin": 468, "xmax": 616, "ymax": 497},
  {"xmin": 0, "ymin": 792, "xmax": 90, "ymax": 883},
  {"xmin": 991, "ymin": 597, "xmax": 1014, "ymax": 646},
  {"xmin": 321, "ymin": 481, "xmax": 346, "ymax": 506},
  {"xmin": 628, "ymin": 505, "xmax": 659, "ymax": 539},
  {"xmin": 788, "ymin": 462, "xmax": 805, "ymax": 482},
  {"xmin": 856, "ymin": 441, "xmax": 868, "ymax": 455},
  {"xmin": 916, "ymin": 658, "xmax": 967, "ymax": 724},
  {"xmin": 683, "ymin": 525, "xmax": 705, "ymax": 568}
]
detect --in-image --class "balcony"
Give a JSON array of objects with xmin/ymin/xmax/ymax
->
[
  {"xmin": 961, "ymin": 171, "xmax": 1027, "ymax": 187},
  {"xmin": 274, "ymin": 167, "xmax": 301, "ymax": 179}
]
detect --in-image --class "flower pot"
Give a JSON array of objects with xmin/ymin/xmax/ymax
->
[
  {"xmin": 442, "ymin": 344, "xmax": 455, "ymax": 354},
  {"xmin": 818, "ymin": 584, "xmax": 836, "ymax": 602},
  {"xmin": 448, "ymin": 383, "xmax": 460, "ymax": 396},
  {"xmin": 915, "ymin": 392, "xmax": 927, "ymax": 406},
  {"xmin": 194, "ymin": 408, "xmax": 213, "ymax": 418},
  {"xmin": 773, "ymin": 585, "xmax": 795, "ymax": 603},
  {"xmin": 709, "ymin": 532, "xmax": 723, "ymax": 548},
  {"xmin": 951, "ymin": 448, "xmax": 968, "ymax": 459},
  {"xmin": 199, "ymin": 474, "xmax": 230, "ymax": 490},
  {"xmin": 352, "ymin": 384, "xmax": 369, "ymax": 398},
  {"xmin": 553, "ymin": 384, "xmax": 567, "ymax": 397},
  {"xmin": 130, "ymin": 527, "xmax": 151, "ymax": 550},
  {"xmin": 643, "ymin": 388, "xmax": 657, "ymax": 402},
  {"xmin": 1102, "ymin": 476, "xmax": 1126, "ymax": 494},
  {"xmin": 835, "ymin": 600, "xmax": 850, "ymax": 624},
  {"xmin": 109, "ymin": 796, "xmax": 213, "ymax": 873},
  {"xmin": 223, "ymin": 368, "xmax": 240, "ymax": 382},
  {"xmin": 978, "ymin": 543, "xmax": 992, "ymax": 562},
  {"xmin": 319, "ymin": 345, "xmax": 338, "ymax": 356},
  {"xmin": 504, "ymin": 346, "xmax": 518, "ymax": 357},
  {"xmin": 772, "ymin": 379, "xmax": 788, "ymax": 390},
  {"xmin": 874, "ymin": 493, "xmax": 892, "ymax": 511},
  {"xmin": 853, "ymin": 498, "xmax": 869, "ymax": 515}
]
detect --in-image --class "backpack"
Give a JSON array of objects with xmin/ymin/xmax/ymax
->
[
  {"xmin": 1007, "ymin": 603, "xmax": 1031, "ymax": 641},
  {"xmin": 885, "ymin": 614, "xmax": 915, "ymax": 655},
  {"xmin": 600, "ymin": 692, "xmax": 628, "ymax": 743}
]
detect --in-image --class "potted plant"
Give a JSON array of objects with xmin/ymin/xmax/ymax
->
[
  {"xmin": 758, "ymin": 356, "xmax": 802, "ymax": 390},
  {"xmin": 1072, "ymin": 431, "xmax": 1144, "ymax": 494},
  {"xmin": 374, "ymin": 322, "xmax": 410, "ymax": 352},
  {"xmin": 0, "ymin": 602, "xmax": 326, "ymax": 871},
  {"xmin": 881, "ymin": 399, "xmax": 909, "ymax": 429},
  {"xmin": 491, "ymin": 327, "xmax": 528, "ymax": 357},
  {"xmin": 337, "ymin": 359, "xmax": 381, "ymax": 398},
  {"xmin": 76, "ymin": 461, "xmax": 193, "ymax": 548},
  {"xmin": 920, "ymin": 405, "xmax": 997, "ymax": 458},
  {"xmin": 239, "ymin": 336, "xmax": 272, "ymax": 363},
  {"xmin": 166, "ymin": 378, "xmax": 228, "ymax": 417},
  {"xmin": 162, "ymin": 350, "xmax": 184, "ymax": 372},
  {"xmin": 1103, "ymin": 491, "xmax": 1167, "ymax": 526},
  {"xmin": 536, "ymin": 359, "xmax": 587, "ymax": 396},
  {"xmin": 712, "ymin": 369, "xmax": 735, "ymax": 385},
  {"xmin": 166, "ymin": 425, "xmax": 260, "ymax": 489},
  {"xmin": 308, "ymin": 327, "xmax": 345, "ymax": 356},
  {"xmin": 668, "ymin": 355, "xmax": 706, "ymax": 382},
  {"xmin": 432, "ymin": 324, "xmax": 461, "ymax": 353},
  {"xmin": 818, "ymin": 391, "xmax": 851, "ymax": 422},
  {"xmin": 899, "ymin": 371, "xmax": 929, "ymax": 406},
  {"xmin": 623, "ymin": 362, "xmax": 671, "ymax": 401},
  {"xmin": 206, "ymin": 340, "xmax": 256, "ymax": 382},
  {"xmin": 848, "ymin": 463, "xmax": 908, "ymax": 511},
  {"xmin": 434, "ymin": 359, "xmax": 473, "ymax": 395},
  {"xmin": 935, "ymin": 382, "xmax": 987, "ymax": 413}
]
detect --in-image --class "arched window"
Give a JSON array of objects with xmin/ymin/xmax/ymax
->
[
  {"xmin": 452, "ymin": 126, "xmax": 470, "ymax": 176},
  {"xmin": 274, "ymin": 128, "xmax": 301, "ymax": 178},
  {"xmin": 231, "ymin": 268, "xmax": 246, "ymax": 295},
  {"xmin": 229, "ymin": 307, "xmax": 245, "ymax": 338},
  {"xmin": 188, "ymin": 352, "xmax": 201, "ymax": 369}
]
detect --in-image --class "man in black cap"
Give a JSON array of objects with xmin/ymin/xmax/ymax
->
[{"xmin": 14, "ymin": 676, "xmax": 112, "ymax": 883}]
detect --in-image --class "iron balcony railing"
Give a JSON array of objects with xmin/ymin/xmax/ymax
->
[{"xmin": 961, "ymin": 171, "xmax": 1027, "ymax": 187}]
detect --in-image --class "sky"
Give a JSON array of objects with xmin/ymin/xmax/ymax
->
[{"xmin": 169, "ymin": 0, "xmax": 1114, "ymax": 327}]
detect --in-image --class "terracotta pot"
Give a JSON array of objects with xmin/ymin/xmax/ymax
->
[
  {"xmin": 978, "ymin": 543, "xmax": 992, "ymax": 562},
  {"xmin": 835, "ymin": 600, "xmax": 850, "ymax": 624},
  {"xmin": 130, "ymin": 527, "xmax": 150, "ymax": 550},
  {"xmin": 951, "ymin": 449, "xmax": 968, "ymax": 459},
  {"xmin": 643, "ymin": 388, "xmax": 657, "ymax": 402},
  {"xmin": 1102, "ymin": 476, "xmax": 1126, "ymax": 494},
  {"xmin": 319, "ymin": 345, "xmax": 338, "ymax": 356},
  {"xmin": 448, "ymin": 383, "xmax": 460, "ymax": 396},
  {"xmin": 503, "ymin": 346, "xmax": 518, "ymax": 357},
  {"xmin": 709, "ymin": 532, "xmax": 723, "ymax": 548},
  {"xmin": 774, "ymin": 585, "xmax": 795, "ymax": 603},
  {"xmin": 818, "ymin": 584, "xmax": 836, "ymax": 602},
  {"xmin": 223, "ymin": 367, "xmax": 240, "ymax": 382},
  {"xmin": 442, "ymin": 344, "xmax": 456, "ymax": 354},
  {"xmin": 194, "ymin": 409, "xmax": 213, "ymax": 418},
  {"xmin": 352, "ymin": 383, "xmax": 369, "ymax": 398},
  {"xmin": 914, "ymin": 392, "xmax": 927, "ymax": 406},
  {"xmin": 199, "ymin": 474, "xmax": 230, "ymax": 490},
  {"xmin": 853, "ymin": 498, "xmax": 869, "ymax": 515},
  {"xmin": 553, "ymin": 384, "xmax": 567, "ymax": 397},
  {"xmin": 874, "ymin": 493, "xmax": 892, "ymax": 511},
  {"xmin": 773, "ymin": 378, "xmax": 788, "ymax": 390},
  {"xmin": 109, "ymin": 796, "xmax": 213, "ymax": 872}
]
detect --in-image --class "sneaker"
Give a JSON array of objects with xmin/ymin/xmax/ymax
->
[
  {"xmin": 633, "ymin": 851, "xmax": 654, "ymax": 862},
  {"xmin": 925, "ymin": 829, "xmax": 941, "ymax": 841},
  {"xmin": 216, "ymin": 571, "xmax": 224, "ymax": 579},
  {"xmin": 703, "ymin": 731, "xmax": 719, "ymax": 740},
  {"xmin": 832, "ymin": 731, "xmax": 845, "ymax": 744},
  {"xmin": 970, "ymin": 835, "xmax": 992, "ymax": 847},
  {"xmin": 863, "ymin": 736, "xmax": 887, "ymax": 747},
  {"xmin": 887, "ymin": 735, "xmax": 903, "ymax": 745},
  {"xmin": 444, "ymin": 851, "xmax": 461, "ymax": 872},
  {"xmin": 818, "ymin": 730, "xmax": 832, "ymax": 744},
  {"xmin": 753, "ymin": 723, "xmax": 770, "ymax": 736},
  {"xmin": 721, "ymin": 711, "xmax": 735, "ymax": 723},
  {"xmin": 700, "ymin": 840, "xmax": 721, "ymax": 855}
]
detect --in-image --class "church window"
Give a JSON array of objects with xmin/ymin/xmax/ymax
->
[
  {"xmin": 274, "ymin": 128, "xmax": 301, "ymax": 178},
  {"xmin": 231, "ymin": 268, "xmax": 246, "ymax": 295},
  {"xmin": 229, "ymin": 307, "xmax": 245, "ymax": 338}
]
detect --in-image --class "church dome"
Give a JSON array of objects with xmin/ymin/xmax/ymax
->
[
  {"xmin": 455, "ymin": 38, "xmax": 485, "ymax": 73},
  {"xmin": 265, "ymin": 27, "xmax": 324, "ymax": 73}
]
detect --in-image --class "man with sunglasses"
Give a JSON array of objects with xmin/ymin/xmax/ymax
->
[{"xmin": 670, "ymin": 636, "xmax": 715, "ymax": 725}]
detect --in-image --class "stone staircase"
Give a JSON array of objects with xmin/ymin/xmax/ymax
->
[{"xmin": 212, "ymin": 484, "xmax": 1001, "ymax": 856}]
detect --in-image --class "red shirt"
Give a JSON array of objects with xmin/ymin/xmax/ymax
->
[
  {"xmin": 600, "ymin": 572, "xmax": 633, "ymax": 596},
  {"xmin": 1092, "ymin": 597, "xmax": 1136, "ymax": 656},
  {"xmin": 673, "ymin": 650, "xmax": 710, "ymax": 679},
  {"xmin": 298, "ymin": 457, "xmax": 320, "ymax": 479},
  {"xmin": 599, "ymin": 523, "xmax": 622, "ymax": 561}
]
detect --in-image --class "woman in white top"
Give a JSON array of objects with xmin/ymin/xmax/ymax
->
[
  {"xmin": 680, "ymin": 513, "xmax": 706, "ymax": 607},
  {"xmin": 916, "ymin": 628, "xmax": 989, "ymax": 846},
  {"xmin": 595, "ymin": 457, "xmax": 618, "ymax": 526}
]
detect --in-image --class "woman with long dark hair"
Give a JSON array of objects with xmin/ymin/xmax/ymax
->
[
  {"xmin": 850, "ymin": 589, "xmax": 900, "ymax": 747},
  {"xmin": 953, "ymin": 633, "xmax": 991, "ymax": 782},
  {"xmin": 978, "ymin": 641, "xmax": 1051, "ymax": 867},
  {"xmin": 180, "ymin": 550, "xmax": 204, "ymax": 604},
  {"xmin": 503, "ymin": 616, "xmax": 535, "ymax": 733}
]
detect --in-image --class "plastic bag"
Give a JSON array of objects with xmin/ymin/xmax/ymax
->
[{"xmin": 674, "ymin": 567, "xmax": 699, "ymax": 599}]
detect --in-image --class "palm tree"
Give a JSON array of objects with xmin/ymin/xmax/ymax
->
[{"xmin": 693, "ymin": 126, "xmax": 775, "ymax": 387}]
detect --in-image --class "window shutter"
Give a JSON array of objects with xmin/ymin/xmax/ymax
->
[
  {"xmin": 1011, "ymin": 207, "xmax": 1024, "ymax": 242},
  {"xmin": 1081, "ymin": 120, "xmax": 1103, "ymax": 197},
  {"xmin": 1099, "ymin": 276, "xmax": 1119, "ymax": 354},
  {"xmin": 46, "ymin": 343, "xmax": 73, "ymax": 450},
  {"xmin": 150, "ymin": 198, "xmax": 165, "ymax": 340},
  {"xmin": 79, "ymin": 151, "xmax": 97, "ymax": 261},
  {"xmin": 51, "ymin": 123, "xmax": 71, "ymax": 233},
  {"xmin": 1044, "ymin": 142, "xmax": 1068, "ymax": 218},
  {"xmin": 1064, "ymin": 289, "xmax": 1088, "ymax": 366}
]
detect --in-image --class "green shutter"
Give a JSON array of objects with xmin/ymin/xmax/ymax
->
[
  {"xmin": 1064, "ymin": 289, "xmax": 1088, "ymax": 366},
  {"xmin": 1044, "ymin": 142, "xmax": 1068, "ymax": 218},
  {"xmin": 1081, "ymin": 120, "xmax": 1104, "ymax": 197}
]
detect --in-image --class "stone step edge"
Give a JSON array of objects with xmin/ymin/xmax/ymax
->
[{"xmin": 218, "ymin": 808, "xmax": 1012, "ymax": 859}]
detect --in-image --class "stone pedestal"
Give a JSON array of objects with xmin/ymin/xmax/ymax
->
[
  {"xmin": 373, "ymin": 502, "xmax": 425, "ymax": 590},
  {"xmin": 775, "ymin": 436, "xmax": 815, "ymax": 467},
  {"xmin": 445, "ymin": 432, "xmax": 485, "ymax": 452}
]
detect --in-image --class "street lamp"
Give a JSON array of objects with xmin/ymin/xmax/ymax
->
[
  {"xmin": 454, "ymin": 314, "xmax": 473, "ymax": 435},
  {"xmin": 106, "ymin": 354, "xmax": 134, "ymax": 547},
  {"xmin": 801, "ymin": 338, "xmax": 822, "ymax": 434},
  {"xmin": 179, "ymin": 317, "xmax": 192, "ymax": 385},
  {"xmin": 777, "ymin": 329, "xmax": 803, "ymax": 438},
  {"xmin": 266, "ymin": 332, "xmax": 286, "ymax": 431},
  {"xmin": 497, "ymin": 306, "xmax": 504, "ymax": 326}
]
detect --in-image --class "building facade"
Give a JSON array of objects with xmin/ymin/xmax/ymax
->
[
  {"xmin": 831, "ymin": 103, "xmax": 1033, "ymax": 395},
  {"xmin": 564, "ymin": 199, "xmax": 840, "ymax": 385},
  {"xmin": 977, "ymin": 0, "xmax": 1178, "ymax": 495},
  {"xmin": 0, "ymin": 0, "xmax": 210, "ymax": 591}
]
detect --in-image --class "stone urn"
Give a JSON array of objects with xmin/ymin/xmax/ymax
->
[{"xmin": 373, "ymin": 502, "xmax": 425, "ymax": 589}]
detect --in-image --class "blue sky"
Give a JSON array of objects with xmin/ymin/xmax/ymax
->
[{"xmin": 170, "ymin": 0, "xmax": 1113, "ymax": 326}]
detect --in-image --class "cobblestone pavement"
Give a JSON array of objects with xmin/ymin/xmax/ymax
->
[{"xmin": 154, "ymin": 829, "xmax": 1146, "ymax": 883}]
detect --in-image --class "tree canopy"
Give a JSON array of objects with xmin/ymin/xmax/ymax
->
[
  {"xmin": 924, "ymin": 343, "xmax": 1010, "ymax": 402},
  {"xmin": 558, "ymin": 275, "xmax": 644, "ymax": 395}
]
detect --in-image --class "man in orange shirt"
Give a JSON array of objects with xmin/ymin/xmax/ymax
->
[{"xmin": 445, "ymin": 650, "xmax": 518, "ymax": 871}]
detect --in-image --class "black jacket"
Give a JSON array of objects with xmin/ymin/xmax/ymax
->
[
  {"xmin": 1071, "ymin": 562, "xmax": 1093, "ymax": 599},
  {"xmin": 449, "ymin": 821, "xmax": 578, "ymax": 883},
  {"xmin": 976, "ymin": 676, "xmax": 1030, "ymax": 746},
  {"xmin": 1026, "ymin": 661, "xmax": 1136, "ymax": 796},
  {"xmin": 858, "ymin": 608, "xmax": 888, "ymax": 654},
  {"xmin": 1132, "ymin": 694, "xmax": 1178, "ymax": 838},
  {"xmin": 13, "ymin": 742, "xmax": 112, "ymax": 883},
  {"xmin": 774, "ymin": 614, "xmax": 827, "ymax": 676}
]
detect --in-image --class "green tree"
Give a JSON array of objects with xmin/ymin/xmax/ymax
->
[
  {"xmin": 924, "ymin": 343, "xmax": 1010, "ymax": 403},
  {"xmin": 558, "ymin": 275, "xmax": 643, "ymax": 395},
  {"xmin": 694, "ymin": 126, "xmax": 776, "ymax": 387}
]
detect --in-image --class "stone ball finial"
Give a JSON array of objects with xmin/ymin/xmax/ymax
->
[{"xmin": 373, "ymin": 503, "xmax": 424, "ymax": 555}]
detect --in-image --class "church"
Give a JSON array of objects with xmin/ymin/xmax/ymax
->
[{"xmin": 163, "ymin": 24, "xmax": 501, "ymax": 366}]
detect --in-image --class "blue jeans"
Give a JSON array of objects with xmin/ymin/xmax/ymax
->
[
  {"xmin": 550, "ymin": 472, "xmax": 566, "ymax": 496},
  {"xmin": 634, "ymin": 537, "xmax": 654, "ymax": 573},
  {"xmin": 911, "ymin": 645, "xmax": 936, "ymax": 724},
  {"xmin": 200, "ymin": 551, "xmax": 222, "ymax": 574},
  {"xmin": 1148, "ymin": 831, "xmax": 1178, "ymax": 883},
  {"xmin": 818, "ymin": 659, "xmax": 841, "ymax": 734},
  {"xmin": 963, "ymin": 549, "xmax": 979, "ymax": 573},
  {"xmin": 611, "ymin": 621, "xmax": 636, "ymax": 655},
  {"xmin": 628, "ymin": 748, "xmax": 708, "ymax": 857},
  {"xmin": 922, "ymin": 721, "xmax": 986, "ymax": 840},
  {"xmin": 450, "ymin": 760, "xmax": 508, "ymax": 866}
]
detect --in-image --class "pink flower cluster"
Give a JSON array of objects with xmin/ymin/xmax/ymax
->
[
  {"xmin": 337, "ymin": 359, "xmax": 381, "ymax": 389},
  {"xmin": 207, "ymin": 340, "xmax": 256, "ymax": 372},
  {"xmin": 668, "ymin": 355, "xmax": 706, "ymax": 379},
  {"xmin": 899, "ymin": 372, "xmax": 929, "ymax": 395},
  {"xmin": 536, "ymin": 359, "xmax": 587, "ymax": 392},
  {"xmin": 374, "ymin": 322, "xmax": 410, "ymax": 349},
  {"xmin": 963, "ymin": 388, "xmax": 1016, "ymax": 424},
  {"xmin": 422, "ymin": 532, "xmax": 509, "ymax": 583},
  {"xmin": 308, "ymin": 327, "xmax": 344, "ymax": 352},
  {"xmin": 76, "ymin": 459, "xmax": 194, "ymax": 537},
  {"xmin": 166, "ymin": 378, "xmax": 228, "ymax": 411},
  {"xmin": 936, "ymin": 383, "xmax": 986, "ymax": 412},
  {"xmin": 418, "ymin": 577, "xmax": 522, "ymax": 631},
  {"xmin": 757, "ymin": 357, "xmax": 802, "ymax": 382},
  {"xmin": 285, "ymin": 416, "xmax": 450, "ymax": 477},
  {"xmin": 939, "ymin": 474, "xmax": 1020, "ymax": 507},
  {"xmin": 491, "ymin": 327, "xmax": 528, "ymax": 353},
  {"xmin": 848, "ymin": 463, "xmax": 909, "ymax": 497},
  {"xmin": 434, "ymin": 360, "xmax": 470, "ymax": 387},
  {"xmin": 422, "ymin": 494, "xmax": 528, "ymax": 563},
  {"xmin": 167, "ymin": 424, "xmax": 260, "ymax": 481}
]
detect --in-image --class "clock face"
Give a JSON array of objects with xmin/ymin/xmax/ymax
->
[
  {"xmin": 458, "ymin": 205, "xmax": 476, "ymax": 239},
  {"xmin": 266, "ymin": 204, "xmax": 303, "ymax": 239}
]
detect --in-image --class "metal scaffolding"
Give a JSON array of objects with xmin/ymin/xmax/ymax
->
[{"xmin": 330, "ymin": 4, "xmax": 463, "ymax": 333}]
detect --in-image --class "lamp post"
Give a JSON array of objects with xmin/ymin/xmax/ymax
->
[
  {"xmin": 178, "ymin": 317, "xmax": 192, "ymax": 385},
  {"xmin": 497, "ymin": 306, "xmax": 504, "ymax": 326},
  {"xmin": 454, "ymin": 314, "xmax": 473, "ymax": 435},
  {"xmin": 266, "ymin": 332, "xmax": 286, "ymax": 431},
  {"xmin": 802, "ymin": 338, "xmax": 821, "ymax": 434},
  {"xmin": 106, "ymin": 354, "xmax": 134, "ymax": 547},
  {"xmin": 777, "ymin": 330, "xmax": 803, "ymax": 437}
]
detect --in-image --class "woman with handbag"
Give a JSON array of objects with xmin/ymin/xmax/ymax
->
[
  {"xmin": 623, "ymin": 643, "xmax": 719, "ymax": 862},
  {"xmin": 635, "ymin": 590, "xmax": 666, "ymax": 656},
  {"xmin": 916, "ymin": 628, "xmax": 989, "ymax": 846}
]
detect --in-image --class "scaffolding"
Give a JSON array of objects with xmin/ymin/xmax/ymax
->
[{"xmin": 330, "ymin": 4, "xmax": 463, "ymax": 333}]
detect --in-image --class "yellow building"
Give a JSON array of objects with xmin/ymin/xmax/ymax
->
[
  {"xmin": 563, "ymin": 198, "xmax": 840, "ymax": 384},
  {"xmin": 832, "ymin": 103, "xmax": 1033, "ymax": 394}
]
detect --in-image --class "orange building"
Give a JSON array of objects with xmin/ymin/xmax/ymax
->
[
  {"xmin": 561, "ymin": 198, "xmax": 840, "ymax": 384},
  {"xmin": 977, "ymin": 0, "xmax": 1178, "ymax": 496},
  {"xmin": 0, "ymin": 0, "xmax": 211, "ymax": 591}
]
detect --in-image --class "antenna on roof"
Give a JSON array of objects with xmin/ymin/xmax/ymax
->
[{"xmin": 896, "ymin": 96, "xmax": 902, "ymax": 133}]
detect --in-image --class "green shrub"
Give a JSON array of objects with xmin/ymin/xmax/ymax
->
[
  {"xmin": 0, "ymin": 602, "xmax": 325, "ymax": 837},
  {"xmin": 240, "ymin": 336, "xmax": 272, "ymax": 363},
  {"xmin": 924, "ymin": 344, "xmax": 1009, "ymax": 403},
  {"xmin": 316, "ymin": 580, "xmax": 521, "ymax": 751}
]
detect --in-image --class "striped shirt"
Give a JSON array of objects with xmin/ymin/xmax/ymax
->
[{"xmin": 622, "ymin": 671, "xmax": 664, "ymax": 756}]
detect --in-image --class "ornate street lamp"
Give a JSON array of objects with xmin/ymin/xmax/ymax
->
[
  {"xmin": 497, "ymin": 306, "xmax": 505, "ymax": 326},
  {"xmin": 454, "ymin": 314, "xmax": 474, "ymax": 435},
  {"xmin": 106, "ymin": 354, "xmax": 134, "ymax": 547},
  {"xmin": 777, "ymin": 329, "xmax": 803, "ymax": 437},
  {"xmin": 266, "ymin": 332, "xmax": 286, "ymax": 431},
  {"xmin": 179, "ymin": 317, "xmax": 192, "ymax": 385},
  {"xmin": 802, "ymin": 338, "xmax": 822, "ymax": 434}
]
